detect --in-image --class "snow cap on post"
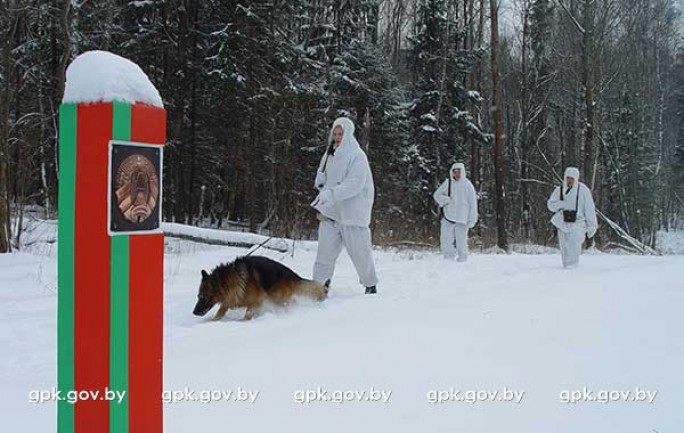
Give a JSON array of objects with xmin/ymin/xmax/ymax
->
[{"xmin": 63, "ymin": 50, "xmax": 164, "ymax": 108}]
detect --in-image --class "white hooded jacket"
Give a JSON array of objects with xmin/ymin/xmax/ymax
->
[
  {"xmin": 312, "ymin": 117, "xmax": 375, "ymax": 227},
  {"xmin": 433, "ymin": 162, "xmax": 478, "ymax": 228},
  {"xmin": 547, "ymin": 167, "xmax": 598, "ymax": 236}
]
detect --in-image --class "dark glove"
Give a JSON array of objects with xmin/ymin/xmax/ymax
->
[{"xmin": 585, "ymin": 234, "xmax": 594, "ymax": 248}]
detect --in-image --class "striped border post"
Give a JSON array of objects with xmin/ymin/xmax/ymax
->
[{"xmin": 58, "ymin": 101, "xmax": 165, "ymax": 433}]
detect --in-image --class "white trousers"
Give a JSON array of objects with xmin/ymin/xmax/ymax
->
[
  {"xmin": 440, "ymin": 219, "xmax": 469, "ymax": 261},
  {"xmin": 558, "ymin": 228, "xmax": 585, "ymax": 268},
  {"xmin": 313, "ymin": 220, "xmax": 378, "ymax": 287}
]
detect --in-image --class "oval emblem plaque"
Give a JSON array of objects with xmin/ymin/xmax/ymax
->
[{"xmin": 115, "ymin": 154, "xmax": 159, "ymax": 224}]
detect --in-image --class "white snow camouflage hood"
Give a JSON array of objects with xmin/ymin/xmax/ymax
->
[
  {"xmin": 329, "ymin": 117, "xmax": 361, "ymax": 158},
  {"xmin": 313, "ymin": 116, "xmax": 375, "ymax": 227},
  {"xmin": 564, "ymin": 167, "xmax": 580, "ymax": 188},
  {"xmin": 451, "ymin": 162, "xmax": 467, "ymax": 180}
]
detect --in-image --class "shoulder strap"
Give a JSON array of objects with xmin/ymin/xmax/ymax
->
[
  {"xmin": 575, "ymin": 183, "xmax": 580, "ymax": 210},
  {"xmin": 560, "ymin": 184, "xmax": 564, "ymax": 201},
  {"xmin": 321, "ymin": 144, "xmax": 333, "ymax": 172},
  {"xmin": 448, "ymin": 177, "xmax": 451, "ymax": 198}
]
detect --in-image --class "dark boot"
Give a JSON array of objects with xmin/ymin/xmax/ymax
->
[{"xmin": 365, "ymin": 285, "xmax": 377, "ymax": 295}]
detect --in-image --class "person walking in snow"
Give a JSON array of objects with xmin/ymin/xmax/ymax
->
[
  {"xmin": 433, "ymin": 162, "xmax": 478, "ymax": 262},
  {"xmin": 311, "ymin": 117, "xmax": 378, "ymax": 295},
  {"xmin": 547, "ymin": 167, "xmax": 598, "ymax": 268}
]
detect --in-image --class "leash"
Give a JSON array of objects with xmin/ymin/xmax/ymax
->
[{"xmin": 245, "ymin": 236, "xmax": 273, "ymax": 256}]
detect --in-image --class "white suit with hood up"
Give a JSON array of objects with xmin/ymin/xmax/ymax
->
[
  {"xmin": 311, "ymin": 117, "xmax": 378, "ymax": 288},
  {"xmin": 433, "ymin": 162, "xmax": 478, "ymax": 261},
  {"xmin": 547, "ymin": 167, "xmax": 598, "ymax": 267}
]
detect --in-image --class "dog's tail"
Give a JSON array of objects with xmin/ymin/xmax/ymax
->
[{"xmin": 296, "ymin": 279, "xmax": 328, "ymax": 301}]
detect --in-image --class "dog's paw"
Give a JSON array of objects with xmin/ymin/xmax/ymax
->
[{"xmin": 241, "ymin": 308, "xmax": 256, "ymax": 321}]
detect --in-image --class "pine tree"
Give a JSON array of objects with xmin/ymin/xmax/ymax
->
[{"xmin": 409, "ymin": 0, "xmax": 487, "ymax": 231}]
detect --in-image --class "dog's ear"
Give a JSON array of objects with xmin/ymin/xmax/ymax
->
[{"xmin": 201, "ymin": 269, "xmax": 209, "ymax": 280}]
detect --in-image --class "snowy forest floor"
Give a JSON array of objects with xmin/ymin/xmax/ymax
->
[{"xmin": 1, "ymin": 221, "xmax": 683, "ymax": 432}]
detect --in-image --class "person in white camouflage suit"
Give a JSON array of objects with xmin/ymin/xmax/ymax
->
[
  {"xmin": 433, "ymin": 162, "xmax": 478, "ymax": 262},
  {"xmin": 547, "ymin": 167, "xmax": 598, "ymax": 268},
  {"xmin": 311, "ymin": 117, "xmax": 378, "ymax": 294}
]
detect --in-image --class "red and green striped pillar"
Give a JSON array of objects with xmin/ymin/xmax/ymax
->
[{"xmin": 58, "ymin": 101, "xmax": 165, "ymax": 433}]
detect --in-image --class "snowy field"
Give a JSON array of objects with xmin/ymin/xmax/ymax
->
[{"xmin": 1, "ymin": 222, "xmax": 683, "ymax": 432}]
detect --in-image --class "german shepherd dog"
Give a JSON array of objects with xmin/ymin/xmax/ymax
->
[{"xmin": 193, "ymin": 256, "xmax": 329, "ymax": 321}]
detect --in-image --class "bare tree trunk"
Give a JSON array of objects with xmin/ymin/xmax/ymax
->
[
  {"xmin": 37, "ymin": 2, "xmax": 51, "ymax": 217},
  {"xmin": 581, "ymin": 0, "xmax": 595, "ymax": 188},
  {"xmin": 168, "ymin": 0, "xmax": 191, "ymax": 222},
  {"xmin": 187, "ymin": 75, "xmax": 198, "ymax": 223},
  {"xmin": 0, "ymin": 0, "xmax": 15, "ymax": 253},
  {"xmin": 470, "ymin": 0, "xmax": 485, "ymax": 192},
  {"xmin": 490, "ymin": 0, "xmax": 508, "ymax": 251},
  {"xmin": 520, "ymin": 1, "xmax": 531, "ymax": 241},
  {"xmin": 434, "ymin": 0, "xmax": 453, "ymax": 176},
  {"xmin": 247, "ymin": 104, "xmax": 257, "ymax": 233},
  {"xmin": 186, "ymin": 1, "xmax": 200, "ymax": 224},
  {"xmin": 362, "ymin": 107, "xmax": 371, "ymax": 151},
  {"xmin": 57, "ymin": 0, "xmax": 72, "ymax": 101}
]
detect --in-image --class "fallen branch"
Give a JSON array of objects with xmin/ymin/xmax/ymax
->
[
  {"xmin": 596, "ymin": 210, "xmax": 659, "ymax": 255},
  {"xmin": 162, "ymin": 223, "xmax": 290, "ymax": 253},
  {"xmin": 602, "ymin": 241, "xmax": 640, "ymax": 255},
  {"xmin": 382, "ymin": 241, "xmax": 437, "ymax": 249}
]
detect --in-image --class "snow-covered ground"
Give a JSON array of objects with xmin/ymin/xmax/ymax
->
[
  {"xmin": 1, "ymin": 223, "xmax": 683, "ymax": 432},
  {"xmin": 657, "ymin": 229, "xmax": 684, "ymax": 255}
]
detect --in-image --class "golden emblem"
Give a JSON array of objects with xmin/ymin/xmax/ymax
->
[{"xmin": 114, "ymin": 154, "xmax": 159, "ymax": 224}]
